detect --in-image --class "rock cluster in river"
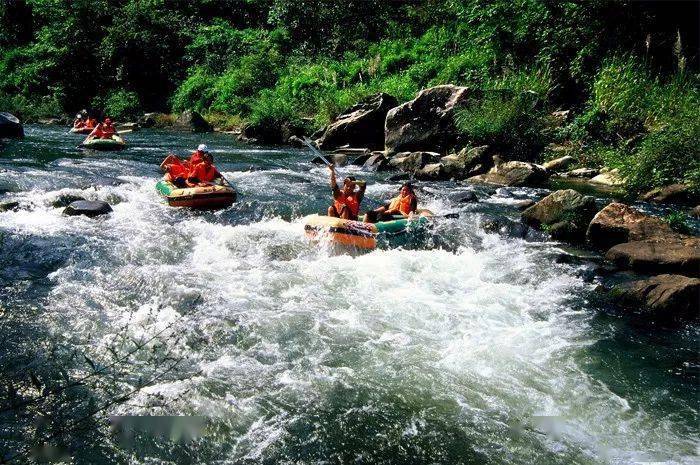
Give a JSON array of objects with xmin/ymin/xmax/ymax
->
[{"xmin": 0, "ymin": 112, "xmax": 24, "ymax": 138}]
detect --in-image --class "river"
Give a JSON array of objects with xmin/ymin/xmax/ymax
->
[{"xmin": 0, "ymin": 125, "xmax": 697, "ymax": 464}]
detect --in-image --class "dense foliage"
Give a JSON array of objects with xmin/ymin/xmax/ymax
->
[{"xmin": 1, "ymin": 0, "xmax": 698, "ymax": 192}]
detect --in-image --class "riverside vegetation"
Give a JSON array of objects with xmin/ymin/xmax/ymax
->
[{"xmin": 1, "ymin": 0, "xmax": 698, "ymax": 196}]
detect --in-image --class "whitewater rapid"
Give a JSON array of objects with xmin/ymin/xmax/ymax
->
[{"xmin": 0, "ymin": 126, "xmax": 697, "ymax": 464}]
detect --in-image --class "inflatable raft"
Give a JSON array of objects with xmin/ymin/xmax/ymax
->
[
  {"xmin": 156, "ymin": 179, "xmax": 236, "ymax": 209},
  {"xmin": 80, "ymin": 135, "xmax": 126, "ymax": 151},
  {"xmin": 304, "ymin": 214, "xmax": 429, "ymax": 249},
  {"xmin": 69, "ymin": 127, "xmax": 93, "ymax": 135}
]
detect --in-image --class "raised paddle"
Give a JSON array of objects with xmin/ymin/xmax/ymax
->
[{"xmin": 302, "ymin": 137, "xmax": 334, "ymax": 167}]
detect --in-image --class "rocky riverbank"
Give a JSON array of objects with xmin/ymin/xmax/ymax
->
[{"xmin": 241, "ymin": 84, "xmax": 700, "ymax": 323}]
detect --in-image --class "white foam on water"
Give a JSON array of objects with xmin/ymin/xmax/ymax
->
[{"xmin": 3, "ymin": 151, "xmax": 696, "ymax": 464}]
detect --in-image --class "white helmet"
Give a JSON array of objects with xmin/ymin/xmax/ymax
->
[
  {"xmin": 76, "ymin": 114, "xmax": 82, "ymax": 118},
  {"xmin": 197, "ymin": 144, "xmax": 209, "ymax": 152}
]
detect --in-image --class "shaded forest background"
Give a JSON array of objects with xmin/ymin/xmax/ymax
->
[{"xmin": 1, "ymin": 0, "xmax": 698, "ymax": 192}]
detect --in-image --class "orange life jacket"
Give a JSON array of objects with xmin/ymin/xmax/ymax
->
[
  {"xmin": 187, "ymin": 150, "xmax": 204, "ymax": 168},
  {"xmin": 334, "ymin": 194, "xmax": 360, "ymax": 218},
  {"xmin": 85, "ymin": 118, "xmax": 97, "ymax": 129},
  {"xmin": 388, "ymin": 194, "xmax": 415, "ymax": 215},
  {"xmin": 92, "ymin": 123, "xmax": 116, "ymax": 139},
  {"xmin": 189, "ymin": 163, "xmax": 219, "ymax": 183}
]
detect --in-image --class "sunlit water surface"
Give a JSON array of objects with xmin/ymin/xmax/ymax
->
[{"xmin": 0, "ymin": 126, "xmax": 697, "ymax": 464}]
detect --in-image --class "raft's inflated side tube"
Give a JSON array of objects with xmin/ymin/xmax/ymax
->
[
  {"xmin": 303, "ymin": 214, "xmax": 429, "ymax": 249},
  {"xmin": 156, "ymin": 179, "xmax": 236, "ymax": 209},
  {"xmin": 69, "ymin": 127, "xmax": 93, "ymax": 135},
  {"xmin": 81, "ymin": 135, "xmax": 126, "ymax": 151}
]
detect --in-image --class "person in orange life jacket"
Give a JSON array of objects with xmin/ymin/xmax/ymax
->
[
  {"xmin": 186, "ymin": 153, "xmax": 222, "ymax": 187},
  {"xmin": 84, "ymin": 116, "xmax": 97, "ymax": 129},
  {"xmin": 327, "ymin": 164, "xmax": 366, "ymax": 220},
  {"xmin": 88, "ymin": 117, "xmax": 117, "ymax": 140},
  {"xmin": 73, "ymin": 113, "xmax": 85, "ymax": 128},
  {"xmin": 364, "ymin": 182, "xmax": 418, "ymax": 223},
  {"xmin": 163, "ymin": 144, "xmax": 209, "ymax": 185}
]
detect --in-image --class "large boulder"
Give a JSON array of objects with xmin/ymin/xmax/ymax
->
[
  {"xmin": 363, "ymin": 153, "xmax": 391, "ymax": 172},
  {"xmin": 0, "ymin": 112, "xmax": 24, "ymax": 138},
  {"xmin": 606, "ymin": 237, "xmax": 700, "ymax": 277},
  {"xmin": 589, "ymin": 168, "xmax": 623, "ymax": 186},
  {"xmin": 173, "ymin": 110, "xmax": 213, "ymax": 133},
  {"xmin": 440, "ymin": 145, "xmax": 490, "ymax": 179},
  {"xmin": 317, "ymin": 93, "xmax": 397, "ymax": 150},
  {"xmin": 385, "ymin": 85, "xmax": 473, "ymax": 155},
  {"xmin": 640, "ymin": 184, "xmax": 698, "ymax": 206},
  {"xmin": 63, "ymin": 200, "xmax": 113, "ymax": 218},
  {"xmin": 542, "ymin": 155, "xmax": 575, "ymax": 172},
  {"xmin": 414, "ymin": 163, "xmax": 446, "ymax": 181},
  {"xmin": 586, "ymin": 203, "xmax": 675, "ymax": 250},
  {"xmin": 389, "ymin": 151, "xmax": 440, "ymax": 173},
  {"xmin": 613, "ymin": 274, "xmax": 700, "ymax": 322},
  {"xmin": 561, "ymin": 167, "xmax": 599, "ymax": 179},
  {"xmin": 468, "ymin": 158, "xmax": 548, "ymax": 187},
  {"xmin": 521, "ymin": 189, "xmax": 598, "ymax": 241}
]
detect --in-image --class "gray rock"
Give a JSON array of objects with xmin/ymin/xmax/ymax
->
[
  {"xmin": 0, "ymin": 201, "xmax": 19, "ymax": 212},
  {"xmin": 388, "ymin": 173, "xmax": 411, "ymax": 182},
  {"xmin": 288, "ymin": 135, "xmax": 304, "ymax": 148},
  {"xmin": 449, "ymin": 192, "xmax": 479, "ymax": 203},
  {"xmin": 481, "ymin": 216, "xmax": 531, "ymax": 239},
  {"xmin": 52, "ymin": 194, "xmax": 86, "ymax": 208},
  {"xmin": 440, "ymin": 145, "xmax": 490, "ymax": 179},
  {"xmin": 521, "ymin": 189, "xmax": 598, "ymax": 241},
  {"xmin": 63, "ymin": 200, "xmax": 113, "ymax": 218},
  {"xmin": 561, "ymin": 167, "xmax": 599, "ymax": 178},
  {"xmin": 363, "ymin": 153, "xmax": 391, "ymax": 172},
  {"xmin": 590, "ymin": 169, "xmax": 623, "ymax": 186},
  {"xmin": 385, "ymin": 85, "xmax": 473, "ymax": 155},
  {"xmin": 542, "ymin": 155, "xmax": 575, "ymax": 172},
  {"xmin": 389, "ymin": 151, "xmax": 440, "ymax": 173},
  {"xmin": 318, "ymin": 93, "xmax": 397, "ymax": 150},
  {"xmin": 414, "ymin": 163, "xmax": 446, "ymax": 180},
  {"xmin": 173, "ymin": 110, "xmax": 213, "ymax": 133},
  {"xmin": 468, "ymin": 158, "xmax": 548, "ymax": 187},
  {"xmin": 0, "ymin": 112, "xmax": 24, "ymax": 138}
]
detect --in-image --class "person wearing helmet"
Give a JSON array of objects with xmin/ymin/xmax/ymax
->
[
  {"xmin": 161, "ymin": 144, "xmax": 215, "ymax": 187},
  {"xmin": 73, "ymin": 113, "xmax": 85, "ymax": 128},
  {"xmin": 88, "ymin": 117, "xmax": 117, "ymax": 140}
]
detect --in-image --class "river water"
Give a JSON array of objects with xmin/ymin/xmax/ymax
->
[{"xmin": 0, "ymin": 126, "xmax": 697, "ymax": 464}]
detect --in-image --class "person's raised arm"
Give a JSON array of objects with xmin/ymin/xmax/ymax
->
[
  {"xmin": 329, "ymin": 165, "xmax": 340, "ymax": 199},
  {"xmin": 356, "ymin": 180, "xmax": 367, "ymax": 204}
]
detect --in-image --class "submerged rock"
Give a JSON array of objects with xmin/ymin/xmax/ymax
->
[
  {"xmin": 0, "ymin": 112, "xmax": 24, "ymax": 138},
  {"xmin": 522, "ymin": 189, "xmax": 598, "ymax": 241},
  {"xmin": 449, "ymin": 191, "xmax": 479, "ymax": 203},
  {"xmin": 0, "ymin": 201, "xmax": 19, "ymax": 212},
  {"xmin": 63, "ymin": 200, "xmax": 113, "ymax": 218},
  {"xmin": 385, "ymin": 85, "xmax": 473, "ymax": 155},
  {"xmin": 52, "ymin": 194, "xmax": 86, "ymax": 208},
  {"xmin": 606, "ymin": 237, "xmax": 700, "ymax": 277},
  {"xmin": 586, "ymin": 203, "xmax": 675, "ymax": 250},
  {"xmin": 414, "ymin": 163, "xmax": 446, "ymax": 180},
  {"xmin": 612, "ymin": 274, "xmax": 700, "ymax": 321},
  {"xmin": 317, "ymin": 93, "xmax": 397, "ymax": 150}
]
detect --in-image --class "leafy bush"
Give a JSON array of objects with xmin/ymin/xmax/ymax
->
[
  {"xmin": 663, "ymin": 211, "xmax": 693, "ymax": 235},
  {"xmin": 103, "ymin": 90, "xmax": 141, "ymax": 120},
  {"xmin": 171, "ymin": 68, "xmax": 217, "ymax": 112}
]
